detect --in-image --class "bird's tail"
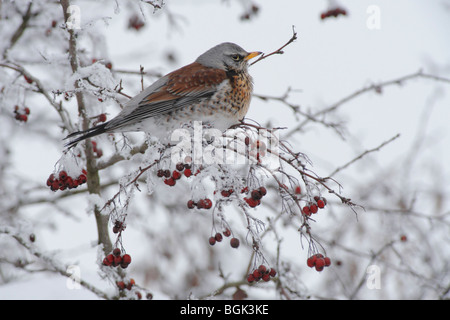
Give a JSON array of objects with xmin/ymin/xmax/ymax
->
[{"xmin": 64, "ymin": 123, "xmax": 108, "ymax": 149}]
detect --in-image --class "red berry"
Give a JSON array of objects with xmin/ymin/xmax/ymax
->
[
  {"xmin": 214, "ymin": 232, "xmax": 223, "ymax": 242},
  {"xmin": 112, "ymin": 248, "xmax": 121, "ymax": 256},
  {"xmin": 269, "ymin": 268, "xmax": 277, "ymax": 277},
  {"xmin": 259, "ymin": 187, "xmax": 267, "ymax": 196},
  {"xmin": 172, "ymin": 170, "xmax": 181, "ymax": 180},
  {"xmin": 262, "ymin": 273, "xmax": 271, "ymax": 282},
  {"xmin": 302, "ymin": 206, "xmax": 311, "ymax": 216},
  {"xmin": 187, "ymin": 200, "xmax": 195, "ymax": 209},
  {"xmin": 164, "ymin": 177, "xmax": 176, "ymax": 186},
  {"xmin": 113, "ymin": 255, "xmax": 122, "ymax": 267},
  {"xmin": 78, "ymin": 174, "xmax": 87, "ymax": 184},
  {"xmin": 59, "ymin": 171, "xmax": 67, "ymax": 180},
  {"xmin": 251, "ymin": 189, "xmax": 262, "ymax": 200},
  {"xmin": 103, "ymin": 254, "xmax": 114, "ymax": 266},
  {"xmin": 324, "ymin": 257, "xmax": 331, "ymax": 267},
  {"xmin": 258, "ymin": 265, "xmax": 267, "ymax": 274},
  {"xmin": 116, "ymin": 281, "xmax": 126, "ymax": 290},
  {"xmin": 122, "ymin": 254, "xmax": 132, "ymax": 265},
  {"xmin": 197, "ymin": 199, "xmax": 205, "ymax": 209},
  {"xmin": 230, "ymin": 237, "xmax": 240, "ymax": 248},
  {"xmin": 221, "ymin": 190, "xmax": 231, "ymax": 197},
  {"xmin": 307, "ymin": 256, "xmax": 316, "ymax": 268},
  {"xmin": 64, "ymin": 177, "xmax": 74, "ymax": 188},
  {"xmin": 294, "ymin": 186, "xmax": 301, "ymax": 194},
  {"xmin": 24, "ymin": 107, "xmax": 30, "ymax": 115},
  {"xmin": 244, "ymin": 197, "xmax": 259, "ymax": 208},
  {"xmin": 98, "ymin": 113, "xmax": 107, "ymax": 122},
  {"xmin": 252, "ymin": 269, "xmax": 261, "ymax": 279},
  {"xmin": 317, "ymin": 199, "xmax": 325, "ymax": 208},
  {"xmin": 310, "ymin": 204, "xmax": 318, "ymax": 214},
  {"xmin": 223, "ymin": 228, "xmax": 231, "ymax": 237},
  {"xmin": 315, "ymin": 258, "xmax": 325, "ymax": 271},
  {"xmin": 176, "ymin": 162, "xmax": 184, "ymax": 171},
  {"xmin": 247, "ymin": 274, "xmax": 255, "ymax": 283},
  {"xmin": 184, "ymin": 168, "xmax": 192, "ymax": 177},
  {"xmin": 209, "ymin": 237, "xmax": 216, "ymax": 246},
  {"xmin": 203, "ymin": 198, "xmax": 212, "ymax": 209}
]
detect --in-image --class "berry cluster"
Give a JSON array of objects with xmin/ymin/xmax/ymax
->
[
  {"xmin": 302, "ymin": 196, "xmax": 327, "ymax": 216},
  {"xmin": 243, "ymin": 187, "xmax": 267, "ymax": 208},
  {"xmin": 187, "ymin": 198, "xmax": 212, "ymax": 210},
  {"xmin": 208, "ymin": 229, "xmax": 240, "ymax": 248},
  {"xmin": 247, "ymin": 264, "xmax": 277, "ymax": 283},
  {"xmin": 102, "ymin": 248, "xmax": 132, "ymax": 269},
  {"xmin": 14, "ymin": 105, "xmax": 30, "ymax": 122},
  {"xmin": 157, "ymin": 162, "xmax": 192, "ymax": 187},
  {"xmin": 320, "ymin": 7, "xmax": 347, "ymax": 20},
  {"xmin": 307, "ymin": 253, "xmax": 331, "ymax": 272},
  {"xmin": 46, "ymin": 170, "xmax": 87, "ymax": 192},
  {"xmin": 116, "ymin": 278, "xmax": 135, "ymax": 291}
]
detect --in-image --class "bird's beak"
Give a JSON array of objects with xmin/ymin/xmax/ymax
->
[{"xmin": 244, "ymin": 51, "xmax": 263, "ymax": 61}]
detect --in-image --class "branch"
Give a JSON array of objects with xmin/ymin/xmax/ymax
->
[{"xmin": 0, "ymin": 227, "xmax": 109, "ymax": 299}]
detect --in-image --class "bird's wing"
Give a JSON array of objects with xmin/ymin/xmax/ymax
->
[{"xmin": 106, "ymin": 62, "xmax": 228, "ymax": 131}]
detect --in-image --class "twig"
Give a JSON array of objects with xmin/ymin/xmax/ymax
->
[
  {"xmin": 327, "ymin": 133, "xmax": 401, "ymax": 178},
  {"xmin": 250, "ymin": 26, "xmax": 297, "ymax": 66}
]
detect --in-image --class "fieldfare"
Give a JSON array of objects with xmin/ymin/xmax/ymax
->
[{"xmin": 64, "ymin": 42, "xmax": 262, "ymax": 148}]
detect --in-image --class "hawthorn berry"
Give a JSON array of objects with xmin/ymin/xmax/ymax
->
[
  {"xmin": 214, "ymin": 232, "xmax": 223, "ymax": 242},
  {"xmin": 113, "ymin": 255, "xmax": 122, "ymax": 266},
  {"xmin": 187, "ymin": 200, "xmax": 195, "ymax": 209},
  {"xmin": 310, "ymin": 204, "xmax": 318, "ymax": 214},
  {"xmin": 164, "ymin": 177, "xmax": 176, "ymax": 186},
  {"xmin": 223, "ymin": 228, "xmax": 231, "ymax": 237},
  {"xmin": 269, "ymin": 268, "xmax": 277, "ymax": 277},
  {"xmin": 98, "ymin": 113, "xmax": 107, "ymax": 122},
  {"xmin": 244, "ymin": 197, "xmax": 260, "ymax": 208},
  {"xmin": 252, "ymin": 269, "xmax": 261, "ymax": 279},
  {"xmin": 209, "ymin": 237, "xmax": 216, "ymax": 246},
  {"xmin": 315, "ymin": 258, "xmax": 325, "ymax": 271},
  {"xmin": 317, "ymin": 199, "xmax": 325, "ymax": 209},
  {"xmin": 295, "ymin": 186, "xmax": 302, "ymax": 194},
  {"xmin": 230, "ymin": 237, "xmax": 240, "ymax": 248},
  {"xmin": 103, "ymin": 254, "xmax": 114, "ymax": 266},
  {"xmin": 203, "ymin": 198, "xmax": 213, "ymax": 209},
  {"xmin": 258, "ymin": 265, "xmax": 267, "ymax": 274},
  {"xmin": 112, "ymin": 248, "xmax": 121, "ymax": 256},
  {"xmin": 262, "ymin": 273, "xmax": 271, "ymax": 282},
  {"xmin": 259, "ymin": 187, "xmax": 267, "ymax": 196},
  {"xmin": 172, "ymin": 170, "xmax": 181, "ymax": 180},
  {"xmin": 59, "ymin": 171, "xmax": 67, "ymax": 180},
  {"xmin": 121, "ymin": 254, "xmax": 132, "ymax": 267},
  {"xmin": 176, "ymin": 162, "xmax": 184, "ymax": 171},
  {"xmin": 184, "ymin": 168, "xmax": 192, "ymax": 177},
  {"xmin": 247, "ymin": 274, "xmax": 255, "ymax": 283},
  {"xmin": 302, "ymin": 206, "xmax": 311, "ymax": 216},
  {"xmin": 251, "ymin": 189, "xmax": 262, "ymax": 200},
  {"xmin": 116, "ymin": 281, "xmax": 126, "ymax": 290}
]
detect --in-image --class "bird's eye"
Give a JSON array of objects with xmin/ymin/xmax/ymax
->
[{"xmin": 231, "ymin": 54, "xmax": 241, "ymax": 61}]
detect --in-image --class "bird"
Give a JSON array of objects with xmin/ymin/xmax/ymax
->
[{"xmin": 64, "ymin": 42, "xmax": 262, "ymax": 149}]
